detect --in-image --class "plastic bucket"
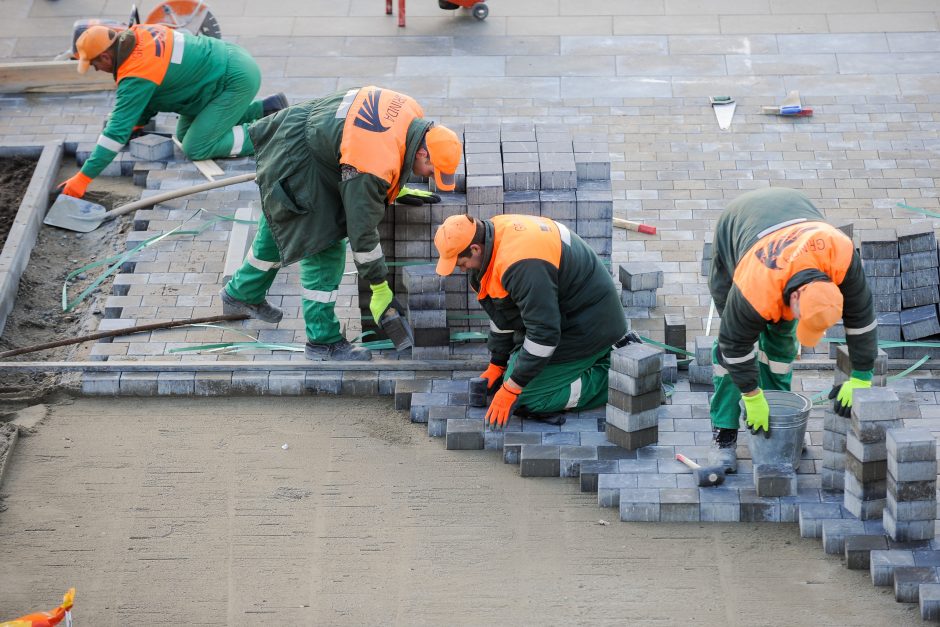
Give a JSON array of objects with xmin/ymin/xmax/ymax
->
[{"xmin": 740, "ymin": 390, "xmax": 811, "ymax": 467}]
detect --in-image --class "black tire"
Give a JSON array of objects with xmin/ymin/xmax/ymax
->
[
  {"xmin": 198, "ymin": 10, "xmax": 222, "ymax": 38},
  {"xmin": 472, "ymin": 3, "xmax": 488, "ymax": 19}
]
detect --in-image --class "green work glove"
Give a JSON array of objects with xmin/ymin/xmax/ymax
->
[
  {"xmin": 828, "ymin": 374, "xmax": 872, "ymax": 418},
  {"xmin": 396, "ymin": 187, "xmax": 441, "ymax": 206},
  {"xmin": 742, "ymin": 390, "xmax": 771, "ymax": 438},
  {"xmin": 369, "ymin": 280, "xmax": 394, "ymax": 323}
]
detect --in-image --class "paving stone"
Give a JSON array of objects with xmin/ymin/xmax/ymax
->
[
  {"xmin": 894, "ymin": 566, "xmax": 939, "ymax": 603},
  {"xmin": 605, "ymin": 423, "xmax": 658, "ymax": 451},
  {"xmin": 409, "ymin": 392, "xmax": 448, "ymax": 423},
  {"xmin": 901, "ymin": 304, "xmax": 940, "ymax": 341},
  {"xmin": 304, "ymin": 371, "xmax": 342, "ymax": 395},
  {"xmin": 823, "ymin": 430, "xmax": 847, "ymax": 452},
  {"xmin": 821, "ymin": 467, "xmax": 846, "ymax": 491},
  {"xmin": 885, "ymin": 508, "xmax": 936, "ymax": 543},
  {"xmin": 611, "ymin": 343, "xmax": 664, "ymax": 379},
  {"xmin": 888, "ymin": 428, "xmax": 937, "ymax": 463},
  {"xmin": 605, "ymin": 406, "xmax": 659, "ymax": 433},
  {"xmin": 119, "ymin": 372, "xmax": 159, "ymax": 396},
  {"xmin": 845, "ymin": 534, "xmax": 890, "ymax": 570},
  {"xmin": 608, "ymin": 371, "xmax": 661, "ymax": 397},
  {"xmin": 902, "ymin": 268, "xmax": 940, "ymax": 291},
  {"xmin": 739, "ymin": 489, "xmax": 780, "ymax": 523},
  {"xmin": 872, "ymin": 292, "xmax": 902, "ymax": 312},
  {"xmin": 871, "ymin": 550, "xmax": 916, "ymax": 586},
  {"xmin": 901, "ymin": 250, "xmax": 939, "ymax": 273},
  {"xmin": 618, "ymin": 262, "xmax": 664, "ymax": 291},
  {"xmin": 503, "ymin": 432, "xmax": 542, "ymax": 464},
  {"xmin": 194, "ymin": 372, "xmax": 231, "ymax": 396},
  {"xmin": 429, "ymin": 405, "xmax": 466, "ymax": 438},
  {"xmin": 754, "ymin": 463, "xmax": 797, "ymax": 497},
  {"xmin": 81, "ymin": 371, "xmax": 121, "ymax": 396},
  {"xmin": 887, "ymin": 494, "xmax": 936, "ymax": 522},
  {"xmin": 559, "ymin": 445, "xmax": 598, "ymax": 478},
  {"xmin": 693, "ymin": 336, "xmax": 714, "ymax": 365},
  {"xmin": 851, "ymin": 387, "xmax": 899, "ymax": 421},
  {"xmin": 920, "ymin": 583, "xmax": 940, "ymax": 620},
  {"xmin": 129, "ymin": 134, "xmax": 173, "ymax": 161},
  {"xmin": 902, "ymin": 285, "xmax": 940, "ymax": 309},
  {"xmin": 888, "ymin": 458, "xmax": 938, "ymax": 483},
  {"xmin": 661, "ymin": 354, "xmax": 678, "ymax": 384},
  {"xmin": 394, "ymin": 378, "xmax": 431, "ymax": 410},
  {"xmin": 890, "ymin": 479, "xmax": 938, "ymax": 503},
  {"xmin": 469, "ymin": 377, "xmax": 488, "ymax": 407},
  {"xmin": 341, "ymin": 372, "xmax": 378, "ymax": 397},
  {"xmin": 862, "ymin": 258, "xmax": 901, "ymax": 277},
  {"xmin": 268, "ymin": 371, "xmax": 305, "ymax": 396},
  {"xmin": 579, "ymin": 459, "xmax": 618, "ymax": 492},
  {"xmin": 844, "ymin": 491, "xmax": 886, "ymax": 520},
  {"xmin": 445, "ymin": 418, "xmax": 484, "ymax": 450},
  {"xmin": 868, "ymin": 275, "xmax": 902, "ymax": 294},
  {"xmin": 619, "ymin": 488, "xmax": 661, "ymax": 522},
  {"xmin": 845, "ymin": 452, "xmax": 887, "ymax": 483},
  {"xmin": 822, "ymin": 518, "xmax": 867, "ymax": 555},
  {"xmin": 846, "ymin": 432, "xmax": 887, "ymax": 462},
  {"xmin": 915, "ymin": 551, "xmax": 940, "ymax": 568},
  {"xmin": 598, "ymin": 473, "xmax": 638, "ymax": 507},
  {"xmin": 230, "ymin": 372, "xmax": 269, "ymax": 395},
  {"xmin": 859, "ymin": 229, "xmax": 899, "ymax": 259},
  {"xmin": 699, "ymin": 487, "xmax": 740, "ymax": 523},
  {"xmin": 897, "ymin": 222, "xmax": 938, "ymax": 255},
  {"xmin": 659, "ymin": 488, "xmax": 700, "ymax": 522},
  {"xmin": 620, "ymin": 289, "xmax": 657, "ymax": 308}
]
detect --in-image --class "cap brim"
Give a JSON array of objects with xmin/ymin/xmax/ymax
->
[
  {"xmin": 77, "ymin": 58, "xmax": 91, "ymax": 74},
  {"xmin": 434, "ymin": 170, "xmax": 456, "ymax": 192},
  {"xmin": 796, "ymin": 321, "xmax": 825, "ymax": 347},
  {"xmin": 435, "ymin": 254, "xmax": 457, "ymax": 276}
]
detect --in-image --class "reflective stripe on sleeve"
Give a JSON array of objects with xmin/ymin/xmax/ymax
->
[
  {"xmin": 171, "ymin": 30, "xmax": 185, "ymax": 64},
  {"xmin": 755, "ymin": 218, "xmax": 808, "ymax": 240},
  {"xmin": 757, "ymin": 349, "xmax": 793, "ymax": 375},
  {"xmin": 230, "ymin": 126, "xmax": 245, "ymax": 156},
  {"xmin": 722, "ymin": 349, "xmax": 756, "ymax": 365},
  {"xmin": 489, "ymin": 320, "xmax": 513, "ymax": 334},
  {"xmin": 556, "ymin": 221, "xmax": 571, "ymax": 246},
  {"xmin": 564, "ymin": 377, "xmax": 583, "ymax": 409},
  {"xmin": 353, "ymin": 244, "xmax": 383, "ymax": 264},
  {"xmin": 245, "ymin": 248, "xmax": 279, "ymax": 271},
  {"xmin": 845, "ymin": 320, "xmax": 878, "ymax": 335},
  {"xmin": 522, "ymin": 337, "xmax": 556, "ymax": 358},
  {"xmin": 302, "ymin": 288, "xmax": 337, "ymax": 303},
  {"xmin": 96, "ymin": 134, "xmax": 124, "ymax": 152},
  {"xmin": 335, "ymin": 88, "xmax": 358, "ymax": 119}
]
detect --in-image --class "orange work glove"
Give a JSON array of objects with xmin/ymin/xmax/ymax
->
[
  {"xmin": 479, "ymin": 362, "xmax": 506, "ymax": 393},
  {"xmin": 485, "ymin": 381, "xmax": 521, "ymax": 429},
  {"xmin": 58, "ymin": 172, "xmax": 92, "ymax": 199}
]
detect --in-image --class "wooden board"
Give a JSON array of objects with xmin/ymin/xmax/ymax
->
[{"xmin": 0, "ymin": 61, "xmax": 115, "ymax": 94}]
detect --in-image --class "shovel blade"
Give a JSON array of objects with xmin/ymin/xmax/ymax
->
[{"xmin": 43, "ymin": 194, "xmax": 107, "ymax": 233}]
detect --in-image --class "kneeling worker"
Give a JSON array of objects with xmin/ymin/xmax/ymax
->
[
  {"xmin": 60, "ymin": 23, "xmax": 286, "ymax": 198},
  {"xmin": 707, "ymin": 188, "xmax": 877, "ymax": 471},
  {"xmin": 434, "ymin": 214, "xmax": 627, "ymax": 427}
]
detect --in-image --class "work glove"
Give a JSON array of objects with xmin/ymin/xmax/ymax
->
[
  {"xmin": 742, "ymin": 389, "xmax": 771, "ymax": 438},
  {"xmin": 828, "ymin": 376, "xmax": 872, "ymax": 418},
  {"xmin": 396, "ymin": 187, "xmax": 441, "ymax": 206},
  {"xmin": 369, "ymin": 280, "xmax": 394, "ymax": 323},
  {"xmin": 486, "ymin": 381, "xmax": 521, "ymax": 429},
  {"xmin": 129, "ymin": 124, "xmax": 147, "ymax": 140},
  {"xmin": 58, "ymin": 172, "xmax": 92, "ymax": 199},
  {"xmin": 479, "ymin": 362, "xmax": 506, "ymax": 393}
]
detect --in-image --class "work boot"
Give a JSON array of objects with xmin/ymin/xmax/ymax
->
[
  {"xmin": 515, "ymin": 406, "xmax": 567, "ymax": 426},
  {"xmin": 219, "ymin": 287, "xmax": 283, "ymax": 323},
  {"xmin": 707, "ymin": 428, "xmax": 738, "ymax": 474},
  {"xmin": 305, "ymin": 339, "xmax": 372, "ymax": 362},
  {"xmin": 262, "ymin": 92, "xmax": 289, "ymax": 117}
]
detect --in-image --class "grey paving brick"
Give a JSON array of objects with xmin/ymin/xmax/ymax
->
[
  {"xmin": 608, "ymin": 371, "xmax": 661, "ymax": 397},
  {"xmin": 341, "ymin": 372, "xmax": 378, "ymax": 397},
  {"xmin": 606, "ymin": 423, "xmax": 658, "ymax": 451},
  {"xmin": 851, "ymin": 387, "xmax": 899, "ymax": 421},
  {"xmin": 598, "ymin": 473, "xmax": 638, "ymax": 507},
  {"xmin": 81, "ymin": 372, "xmax": 121, "ymax": 396},
  {"xmin": 469, "ymin": 377, "xmax": 487, "ymax": 407},
  {"xmin": 661, "ymin": 354, "xmax": 678, "ymax": 384},
  {"xmin": 920, "ymin": 583, "xmax": 940, "ymax": 621},
  {"xmin": 844, "ymin": 491, "xmax": 887, "ymax": 520},
  {"xmin": 193, "ymin": 372, "xmax": 231, "ymax": 396},
  {"xmin": 304, "ymin": 371, "xmax": 342, "ymax": 395},
  {"xmin": 914, "ymin": 551, "xmax": 940, "ymax": 568},
  {"xmin": 129, "ymin": 134, "xmax": 173, "ymax": 160},
  {"xmin": 890, "ymin": 480, "xmax": 938, "ymax": 503},
  {"xmin": 902, "ymin": 267, "xmax": 940, "ymax": 290},
  {"xmin": 659, "ymin": 488, "xmax": 700, "ymax": 522},
  {"xmin": 885, "ymin": 509, "xmax": 936, "ymax": 543},
  {"xmin": 822, "ymin": 518, "xmax": 867, "ymax": 555},
  {"xmin": 519, "ymin": 444, "xmax": 561, "ymax": 477},
  {"xmin": 694, "ymin": 336, "xmax": 714, "ymax": 365},
  {"xmin": 268, "ymin": 371, "xmax": 305, "ymax": 396},
  {"xmin": 620, "ymin": 289, "xmax": 657, "ymax": 308},
  {"xmin": 845, "ymin": 534, "xmax": 889, "ymax": 570},
  {"xmin": 503, "ymin": 432, "xmax": 543, "ymax": 464},
  {"xmin": 894, "ymin": 566, "xmax": 939, "ymax": 603},
  {"xmin": 871, "ymin": 550, "xmax": 916, "ymax": 586},
  {"xmin": 445, "ymin": 419, "xmax": 484, "ymax": 451},
  {"xmin": 823, "ymin": 430, "xmax": 847, "ymax": 452},
  {"xmin": 699, "ymin": 487, "xmax": 741, "ymax": 523},
  {"xmin": 859, "ymin": 229, "xmax": 899, "ymax": 259},
  {"xmin": 872, "ymin": 292, "xmax": 902, "ymax": 312},
  {"xmin": 901, "ymin": 250, "xmax": 939, "ymax": 273},
  {"xmin": 429, "ymin": 405, "xmax": 466, "ymax": 438},
  {"xmin": 754, "ymin": 463, "xmax": 797, "ymax": 497},
  {"xmin": 888, "ymin": 458, "xmax": 938, "ymax": 483},
  {"xmin": 605, "ymin": 406, "xmax": 659, "ymax": 433},
  {"xmin": 868, "ymin": 275, "xmax": 902, "ymax": 294},
  {"xmin": 798, "ymin": 503, "xmax": 849, "ymax": 540},
  {"xmin": 559, "ymin": 445, "xmax": 598, "ymax": 478},
  {"xmin": 394, "ymin": 378, "xmax": 432, "ymax": 410},
  {"xmin": 888, "ymin": 428, "xmax": 937, "ymax": 463},
  {"xmin": 618, "ymin": 262, "xmax": 665, "ymax": 291},
  {"xmin": 847, "ymin": 432, "xmax": 887, "ymax": 462},
  {"xmin": 611, "ymin": 343, "xmax": 664, "ymax": 379},
  {"xmin": 619, "ymin": 488, "xmax": 661, "ymax": 522},
  {"xmin": 902, "ymin": 286, "xmax": 940, "ymax": 309},
  {"xmin": 862, "ymin": 258, "xmax": 901, "ymax": 277},
  {"xmin": 845, "ymin": 452, "xmax": 887, "ymax": 483},
  {"xmin": 897, "ymin": 222, "xmax": 938, "ymax": 255},
  {"xmin": 580, "ymin": 459, "xmax": 619, "ymax": 492},
  {"xmin": 739, "ymin": 490, "xmax": 780, "ymax": 523},
  {"xmin": 120, "ymin": 372, "xmax": 159, "ymax": 396},
  {"xmin": 901, "ymin": 304, "xmax": 940, "ymax": 341},
  {"xmin": 887, "ymin": 494, "xmax": 936, "ymax": 522}
]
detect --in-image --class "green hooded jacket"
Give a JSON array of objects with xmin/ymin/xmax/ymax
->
[{"xmin": 247, "ymin": 88, "xmax": 432, "ymax": 283}]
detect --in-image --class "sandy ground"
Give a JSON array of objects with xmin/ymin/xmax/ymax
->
[{"xmin": 0, "ymin": 396, "xmax": 920, "ymax": 626}]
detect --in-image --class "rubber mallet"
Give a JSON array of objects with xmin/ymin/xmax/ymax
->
[{"xmin": 676, "ymin": 453, "xmax": 725, "ymax": 487}]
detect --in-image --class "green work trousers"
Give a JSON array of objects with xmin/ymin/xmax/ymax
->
[
  {"xmin": 225, "ymin": 215, "xmax": 346, "ymax": 344},
  {"xmin": 506, "ymin": 346, "xmax": 612, "ymax": 414},
  {"xmin": 709, "ymin": 319, "xmax": 799, "ymax": 429},
  {"xmin": 176, "ymin": 44, "xmax": 263, "ymax": 160}
]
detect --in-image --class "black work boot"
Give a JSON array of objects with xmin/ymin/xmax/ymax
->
[
  {"xmin": 305, "ymin": 339, "xmax": 372, "ymax": 362},
  {"xmin": 262, "ymin": 92, "xmax": 289, "ymax": 117},
  {"xmin": 219, "ymin": 287, "xmax": 283, "ymax": 323},
  {"xmin": 707, "ymin": 428, "xmax": 738, "ymax": 474},
  {"xmin": 515, "ymin": 406, "xmax": 567, "ymax": 426}
]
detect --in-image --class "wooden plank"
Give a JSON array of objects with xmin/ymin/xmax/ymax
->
[
  {"xmin": 0, "ymin": 61, "xmax": 114, "ymax": 94},
  {"xmin": 172, "ymin": 136, "xmax": 226, "ymax": 181}
]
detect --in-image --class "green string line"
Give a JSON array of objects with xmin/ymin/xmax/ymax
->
[
  {"xmin": 810, "ymin": 354, "xmax": 931, "ymax": 405},
  {"xmin": 898, "ymin": 202, "xmax": 940, "ymax": 219},
  {"xmin": 637, "ymin": 335, "xmax": 695, "ymax": 357}
]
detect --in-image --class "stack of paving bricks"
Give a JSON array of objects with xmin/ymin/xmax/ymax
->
[
  {"xmin": 885, "ymin": 428, "xmax": 938, "ymax": 543},
  {"xmin": 700, "ymin": 237, "xmax": 712, "ymax": 277},
  {"xmin": 606, "ymin": 343, "xmax": 663, "ymax": 450},
  {"xmin": 688, "ymin": 336, "xmax": 714, "ymax": 386},
  {"xmin": 364, "ymin": 123, "xmax": 612, "ymax": 351},
  {"xmin": 618, "ymin": 262, "xmax": 664, "ymax": 319},
  {"xmin": 844, "ymin": 387, "xmax": 901, "ymax": 520},
  {"xmin": 402, "ymin": 264, "xmax": 450, "ymax": 359},
  {"xmin": 823, "ymin": 345, "xmax": 890, "ymax": 490}
]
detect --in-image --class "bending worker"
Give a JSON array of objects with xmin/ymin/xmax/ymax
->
[
  {"xmin": 60, "ymin": 23, "xmax": 286, "ymax": 198},
  {"xmin": 434, "ymin": 214, "xmax": 627, "ymax": 427},
  {"xmin": 707, "ymin": 188, "xmax": 877, "ymax": 472},
  {"xmin": 221, "ymin": 86, "xmax": 461, "ymax": 361}
]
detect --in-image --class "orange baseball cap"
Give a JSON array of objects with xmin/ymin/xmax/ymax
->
[
  {"xmin": 425, "ymin": 125, "xmax": 461, "ymax": 192},
  {"xmin": 796, "ymin": 281, "xmax": 843, "ymax": 347},
  {"xmin": 433, "ymin": 214, "xmax": 476, "ymax": 276},
  {"xmin": 75, "ymin": 25, "xmax": 117, "ymax": 74}
]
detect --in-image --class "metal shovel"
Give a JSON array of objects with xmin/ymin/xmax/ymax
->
[{"xmin": 43, "ymin": 172, "xmax": 257, "ymax": 232}]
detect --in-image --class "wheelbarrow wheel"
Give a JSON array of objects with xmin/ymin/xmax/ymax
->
[{"xmin": 472, "ymin": 3, "xmax": 488, "ymax": 19}]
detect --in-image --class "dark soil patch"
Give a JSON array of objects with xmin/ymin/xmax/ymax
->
[{"xmin": 0, "ymin": 157, "xmax": 38, "ymax": 247}]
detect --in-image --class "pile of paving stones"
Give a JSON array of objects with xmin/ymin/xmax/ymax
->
[{"xmin": 618, "ymin": 262, "xmax": 664, "ymax": 319}]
